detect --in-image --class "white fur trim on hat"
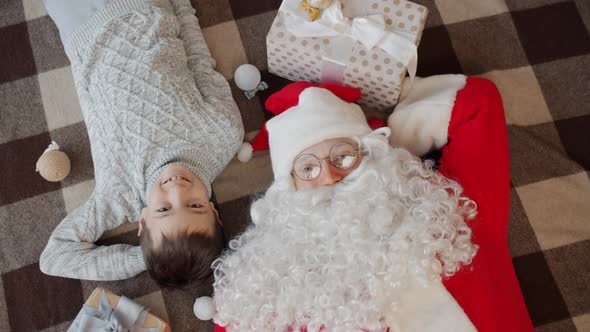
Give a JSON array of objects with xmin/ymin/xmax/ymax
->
[{"xmin": 267, "ymin": 87, "xmax": 372, "ymax": 180}]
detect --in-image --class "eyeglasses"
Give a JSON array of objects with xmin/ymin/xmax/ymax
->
[{"xmin": 291, "ymin": 142, "xmax": 360, "ymax": 181}]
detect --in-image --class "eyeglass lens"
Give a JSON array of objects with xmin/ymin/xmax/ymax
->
[{"xmin": 293, "ymin": 142, "xmax": 357, "ymax": 181}]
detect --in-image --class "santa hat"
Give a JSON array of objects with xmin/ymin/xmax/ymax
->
[{"xmin": 237, "ymin": 82, "xmax": 386, "ymax": 171}]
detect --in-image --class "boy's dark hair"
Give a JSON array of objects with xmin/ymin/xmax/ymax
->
[{"xmin": 140, "ymin": 221, "xmax": 225, "ymax": 288}]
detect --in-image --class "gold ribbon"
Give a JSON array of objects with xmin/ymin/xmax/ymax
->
[{"xmin": 298, "ymin": 0, "xmax": 321, "ymax": 21}]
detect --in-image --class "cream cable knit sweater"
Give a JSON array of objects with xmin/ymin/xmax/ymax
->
[{"xmin": 40, "ymin": 0, "xmax": 243, "ymax": 280}]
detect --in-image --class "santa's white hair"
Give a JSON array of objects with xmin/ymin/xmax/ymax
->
[{"xmin": 212, "ymin": 131, "xmax": 479, "ymax": 332}]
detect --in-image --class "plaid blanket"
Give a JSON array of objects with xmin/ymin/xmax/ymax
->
[{"xmin": 0, "ymin": 0, "xmax": 588, "ymax": 331}]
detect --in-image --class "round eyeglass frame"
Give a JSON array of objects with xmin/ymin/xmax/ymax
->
[{"xmin": 291, "ymin": 142, "xmax": 361, "ymax": 181}]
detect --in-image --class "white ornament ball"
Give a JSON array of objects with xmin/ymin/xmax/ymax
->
[
  {"xmin": 234, "ymin": 64, "xmax": 261, "ymax": 91},
  {"xmin": 237, "ymin": 142, "xmax": 253, "ymax": 163},
  {"xmin": 193, "ymin": 296, "xmax": 216, "ymax": 321}
]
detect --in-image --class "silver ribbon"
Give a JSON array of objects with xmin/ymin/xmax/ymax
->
[
  {"xmin": 244, "ymin": 81, "xmax": 269, "ymax": 99},
  {"xmin": 281, "ymin": 0, "xmax": 417, "ymax": 88},
  {"xmin": 68, "ymin": 290, "xmax": 159, "ymax": 332}
]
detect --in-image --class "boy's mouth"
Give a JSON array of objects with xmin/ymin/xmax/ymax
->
[{"xmin": 161, "ymin": 175, "xmax": 191, "ymax": 185}]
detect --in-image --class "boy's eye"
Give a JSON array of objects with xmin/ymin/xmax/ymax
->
[
  {"xmin": 189, "ymin": 203, "xmax": 202, "ymax": 208},
  {"xmin": 157, "ymin": 207, "xmax": 169, "ymax": 213}
]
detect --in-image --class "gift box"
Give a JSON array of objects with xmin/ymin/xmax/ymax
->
[
  {"xmin": 68, "ymin": 287, "xmax": 171, "ymax": 332},
  {"xmin": 266, "ymin": 0, "xmax": 428, "ymax": 111}
]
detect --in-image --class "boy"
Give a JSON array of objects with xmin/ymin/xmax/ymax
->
[{"xmin": 39, "ymin": 0, "xmax": 244, "ymax": 287}]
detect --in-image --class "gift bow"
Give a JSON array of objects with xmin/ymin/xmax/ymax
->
[
  {"xmin": 298, "ymin": 0, "xmax": 321, "ymax": 21},
  {"xmin": 283, "ymin": 0, "xmax": 417, "ymax": 85},
  {"xmin": 69, "ymin": 290, "xmax": 159, "ymax": 332}
]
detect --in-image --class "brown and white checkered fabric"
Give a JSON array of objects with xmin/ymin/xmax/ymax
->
[{"xmin": 0, "ymin": 0, "xmax": 589, "ymax": 331}]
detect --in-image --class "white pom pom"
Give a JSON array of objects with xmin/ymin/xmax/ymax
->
[
  {"xmin": 193, "ymin": 296, "xmax": 216, "ymax": 321},
  {"xmin": 237, "ymin": 142, "xmax": 253, "ymax": 162}
]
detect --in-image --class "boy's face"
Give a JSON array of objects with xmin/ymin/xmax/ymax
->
[{"xmin": 139, "ymin": 163, "xmax": 219, "ymax": 245}]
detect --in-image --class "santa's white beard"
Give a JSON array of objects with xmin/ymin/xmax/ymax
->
[{"xmin": 213, "ymin": 135, "xmax": 478, "ymax": 332}]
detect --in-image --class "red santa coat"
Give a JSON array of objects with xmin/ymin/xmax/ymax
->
[
  {"xmin": 438, "ymin": 77, "xmax": 533, "ymax": 332},
  {"xmin": 215, "ymin": 76, "xmax": 534, "ymax": 332}
]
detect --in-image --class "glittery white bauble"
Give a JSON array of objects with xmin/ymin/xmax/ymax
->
[{"xmin": 234, "ymin": 64, "xmax": 261, "ymax": 91}]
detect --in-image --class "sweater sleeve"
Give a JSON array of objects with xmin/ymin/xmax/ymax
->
[
  {"xmin": 40, "ymin": 192, "xmax": 146, "ymax": 280},
  {"xmin": 171, "ymin": 0, "xmax": 238, "ymax": 108},
  {"xmin": 169, "ymin": 0, "xmax": 244, "ymax": 155}
]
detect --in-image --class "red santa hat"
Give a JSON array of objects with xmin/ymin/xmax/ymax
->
[{"xmin": 237, "ymin": 82, "xmax": 386, "ymax": 177}]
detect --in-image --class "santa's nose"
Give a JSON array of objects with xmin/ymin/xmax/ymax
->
[{"xmin": 317, "ymin": 164, "xmax": 343, "ymax": 186}]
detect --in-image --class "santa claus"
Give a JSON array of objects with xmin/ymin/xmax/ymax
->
[{"xmin": 208, "ymin": 75, "xmax": 534, "ymax": 332}]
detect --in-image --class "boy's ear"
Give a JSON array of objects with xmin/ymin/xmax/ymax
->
[
  {"xmin": 138, "ymin": 217, "xmax": 145, "ymax": 237},
  {"xmin": 210, "ymin": 202, "xmax": 221, "ymax": 225}
]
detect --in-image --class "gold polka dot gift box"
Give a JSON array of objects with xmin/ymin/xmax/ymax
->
[{"xmin": 266, "ymin": 0, "xmax": 428, "ymax": 111}]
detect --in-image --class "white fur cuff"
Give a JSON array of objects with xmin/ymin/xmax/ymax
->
[{"xmin": 388, "ymin": 74, "xmax": 467, "ymax": 157}]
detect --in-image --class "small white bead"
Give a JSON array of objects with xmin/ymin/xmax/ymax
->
[{"xmin": 237, "ymin": 142, "xmax": 253, "ymax": 162}]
